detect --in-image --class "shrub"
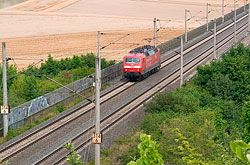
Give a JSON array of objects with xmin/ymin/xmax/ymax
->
[
  {"xmin": 206, "ymin": 73, "xmax": 235, "ymax": 100},
  {"xmin": 63, "ymin": 141, "xmax": 83, "ymax": 165},
  {"xmin": 128, "ymin": 133, "xmax": 164, "ymax": 165},
  {"xmin": 145, "ymin": 82, "xmax": 202, "ymax": 114},
  {"xmin": 242, "ymin": 101, "xmax": 250, "ymax": 143}
]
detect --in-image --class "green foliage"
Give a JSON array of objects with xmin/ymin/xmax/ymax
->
[
  {"xmin": 8, "ymin": 74, "xmax": 40, "ymax": 107},
  {"xmin": 230, "ymin": 140, "xmax": 250, "ymax": 164},
  {"xmin": 117, "ymin": 143, "xmax": 139, "ymax": 164},
  {"xmin": 128, "ymin": 133, "xmax": 164, "ymax": 165},
  {"xmin": 56, "ymin": 105, "xmax": 65, "ymax": 114},
  {"xmin": 141, "ymin": 112, "xmax": 169, "ymax": 141},
  {"xmin": 194, "ymin": 44, "xmax": 250, "ymax": 104},
  {"xmin": 38, "ymin": 79, "xmax": 60, "ymax": 93},
  {"xmin": 115, "ymin": 44, "xmax": 250, "ymax": 165},
  {"xmin": 145, "ymin": 83, "xmax": 201, "ymax": 114},
  {"xmin": 159, "ymin": 110, "xmax": 225, "ymax": 164},
  {"xmin": 72, "ymin": 67, "xmax": 95, "ymax": 81},
  {"xmin": 242, "ymin": 101, "xmax": 250, "ymax": 143},
  {"xmin": 212, "ymin": 109, "xmax": 229, "ymax": 145},
  {"xmin": 145, "ymin": 92, "xmax": 183, "ymax": 113},
  {"xmin": 0, "ymin": 63, "xmax": 18, "ymax": 88},
  {"xmin": 63, "ymin": 141, "xmax": 83, "ymax": 165},
  {"xmin": 0, "ymin": 159, "xmax": 9, "ymax": 165},
  {"xmin": 208, "ymin": 99, "xmax": 243, "ymax": 133},
  {"xmin": 173, "ymin": 128, "xmax": 204, "ymax": 164},
  {"xmin": 206, "ymin": 73, "xmax": 235, "ymax": 100},
  {"xmin": 40, "ymin": 54, "xmax": 60, "ymax": 75},
  {"xmin": 0, "ymin": 53, "xmax": 115, "ymax": 108},
  {"xmin": 116, "ymin": 132, "xmax": 140, "ymax": 165}
]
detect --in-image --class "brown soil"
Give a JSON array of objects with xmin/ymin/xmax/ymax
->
[
  {"xmin": 0, "ymin": 0, "xmax": 244, "ymax": 70},
  {"xmin": 1, "ymin": 28, "xmax": 184, "ymax": 70}
]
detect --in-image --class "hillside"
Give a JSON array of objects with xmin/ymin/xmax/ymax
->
[{"xmin": 98, "ymin": 44, "xmax": 250, "ymax": 164}]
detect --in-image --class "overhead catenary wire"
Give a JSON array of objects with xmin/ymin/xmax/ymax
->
[
  {"xmin": 23, "ymin": 72, "xmax": 87, "ymax": 78},
  {"xmin": 8, "ymin": 58, "xmax": 44, "ymax": 61},
  {"xmin": 11, "ymin": 58, "xmax": 20, "ymax": 71},
  {"xmin": 27, "ymin": 90, "xmax": 76, "ymax": 94},
  {"xmin": 101, "ymin": 33, "xmax": 130, "ymax": 49},
  {"xmin": 7, "ymin": 59, "xmax": 43, "ymax": 81},
  {"xmin": 46, "ymin": 76, "xmax": 92, "ymax": 102}
]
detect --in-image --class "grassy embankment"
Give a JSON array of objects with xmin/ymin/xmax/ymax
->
[{"xmin": 95, "ymin": 44, "xmax": 250, "ymax": 164}]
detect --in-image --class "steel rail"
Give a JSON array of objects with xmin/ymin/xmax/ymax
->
[
  {"xmin": 0, "ymin": 31, "xmax": 188, "ymax": 161},
  {"xmin": 0, "ymin": 36, "xmax": 188, "ymax": 161},
  {"xmin": 37, "ymin": 18, "xmax": 249, "ymax": 165},
  {"xmin": 0, "ymin": 10, "xmax": 248, "ymax": 163},
  {"xmin": 0, "ymin": 80, "xmax": 132, "ymax": 160}
]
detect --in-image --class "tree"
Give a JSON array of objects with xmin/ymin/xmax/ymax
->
[
  {"xmin": 9, "ymin": 74, "xmax": 40, "ymax": 103},
  {"xmin": 242, "ymin": 101, "xmax": 250, "ymax": 142},
  {"xmin": 128, "ymin": 133, "xmax": 164, "ymax": 165},
  {"xmin": 40, "ymin": 54, "xmax": 59, "ymax": 75},
  {"xmin": 0, "ymin": 63, "xmax": 18, "ymax": 88}
]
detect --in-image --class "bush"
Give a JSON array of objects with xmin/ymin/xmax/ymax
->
[
  {"xmin": 128, "ymin": 133, "xmax": 164, "ymax": 165},
  {"xmin": 242, "ymin": 101, "xmax": 250, "ymax": 142},
  {"xmin": 206, "ymin": 73, "xmax": 235, "ymax": 100},
  {"xmin": 141, "ymin": 112, "xmax": 169, "ymax": 141},
  {"xmin": 145, "ymin": 82, "xmax": 203, "ymax": 114},
  {"xmin": 194, "ymin": 44, "xmax": 250, "ymax": 104}
]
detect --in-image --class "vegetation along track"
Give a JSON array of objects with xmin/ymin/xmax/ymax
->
[
  {"xmin": 0, "ymin": 10, "xmax": 248, "ymax": 164},
  {"xmin": 0, "ymin": 35, "xmax": 182, "ymax": 163},
  {"xmin": 37, "ymin": 11, "xmax": 249, "ymax": 164},
  {"xmin": 0, "ymin": 32, "xmax": 193, "ymax": 162}
]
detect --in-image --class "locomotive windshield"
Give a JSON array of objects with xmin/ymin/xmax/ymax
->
[{"xmin": 125, "ymin": 58, "xmax": 140, "ymax": 63}]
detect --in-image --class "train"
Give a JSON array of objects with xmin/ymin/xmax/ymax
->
[{"xmin": 123, "ymin": 45, "xmax": 161, "ymax": 80}]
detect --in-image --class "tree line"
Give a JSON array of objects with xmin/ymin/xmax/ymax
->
[{"xmin": 0, "ymin": 53, "xmax": 115, "ymax": 108}]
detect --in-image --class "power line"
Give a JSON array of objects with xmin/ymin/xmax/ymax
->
[
  {"xmin": 8, "ymin": 58, "xmax": 44, "ymax": 61},
  {"xmin": 23, "ymin": 72, "xmax": 87, "ymax": 78},
  {"xmin": 46, "ymin": 76, "xmax": 92, "ymax": 102},
  {"xmin": 7, "ymin": 59, "xmax": 43, "ymax": 81},
  {"xmin": 101, "ymin": 33, "xmax": 130, "ymax": 49},
  {"xmin": 11, "ymin": 58, "xmax": 20, "ymax": 71}
]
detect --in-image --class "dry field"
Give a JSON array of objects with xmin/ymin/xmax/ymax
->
[
  {"xmin": 0, "ymin": 0, "xmax": 245, "ymax": 70},
  {"xmin": 0, "ymin": 28, "xmax": 185, "ymax": 69}
]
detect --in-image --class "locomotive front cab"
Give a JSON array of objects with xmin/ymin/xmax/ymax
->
[{"xmin": 123, "ymin": 56, "xmax": 142, "ymax": 80}]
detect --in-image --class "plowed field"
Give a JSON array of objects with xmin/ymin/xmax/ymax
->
[{"xmin": 0, "ymin": 0, "xmax": 243, "ymax": 70}]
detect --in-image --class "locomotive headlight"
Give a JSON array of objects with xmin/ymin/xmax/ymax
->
[
  {"xmin": 137, "ymin": 69, "xmax": 139, "ymax": 71},
  {"xmin": 125, "ymin": 69, "xmax": 127, "ymax": 71}
]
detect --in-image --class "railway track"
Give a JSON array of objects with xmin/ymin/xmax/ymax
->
[
  {"xmin": 0, "ymin": 9, "xmax": 248, "ymax": 164},
  {"xmin": 0, "ymin": 32, "xmax": 188, "ymax": 162},
  {"xmin": 37, "ymin": 12, "xmax": 249, "ymax": 164},
  {"xmin": 0, "ymin": 36, "xmax": 183, "ymax": 162}
]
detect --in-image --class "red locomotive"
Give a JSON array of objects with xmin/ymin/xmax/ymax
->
[{"xmin": 123, "ymin": 45, "xmax": 161, "ymax": 80}]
